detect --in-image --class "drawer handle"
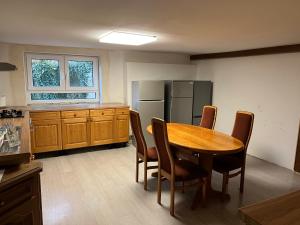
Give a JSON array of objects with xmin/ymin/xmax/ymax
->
[
  {"xmin": 102, "ymin": 112, "xmax": 104, "ymax": 115},
  {"xmin": 0, "ymin": 201, "xmax": 5, "ymax": 207}
]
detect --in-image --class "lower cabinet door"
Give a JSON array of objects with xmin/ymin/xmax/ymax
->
[
  {"xmin": 90, "ymin": 116, "xmax": 114, "ymax": 145},
  {"xmin": 0, "ymin": 197, "xmax": 42, "ymax": 225},
  {"xmin": 62, "ymin": 118, "xmax": 89, "ymax": 149},
  {"xmin": 31, "ymin": 119, "xmax": 62, "ymax": 153},
  {"xmin": 115, "ymin": 115, "xmax": 129, "ymax": 143}
]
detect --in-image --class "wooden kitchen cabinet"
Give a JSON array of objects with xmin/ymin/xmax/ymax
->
[
  {"xmin": 62, "ymin": 117, "xmax": 90, "ymax": 149},
  {"xmin": 115, "ymin": 113, "xmax": 129, "ymax": 143},
  {"xmin": 90, "ymin": 115, "xmax": 115, "ymax": 145},
  {"xmin": 0, "ymin": 162, "xmax": 43, "ymax": 225},
  {"xmin": 30, "ymin": 118, "xmax": 62, "ymax": 153},
  {"xmin": 29, "ymin": 105, "xmax": 129, "ymax": 153}
]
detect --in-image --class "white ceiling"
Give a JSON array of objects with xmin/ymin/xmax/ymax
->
[{"xmin": 1, "ymin": 0, "xmax": 300, "ymax": 54}]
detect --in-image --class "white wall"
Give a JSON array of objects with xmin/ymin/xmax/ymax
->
[
  {"xmin": 195, "ymin": 53, "xmax": 300, "ymax": 170},
  {"xmin": 0, "ymin": 43, "xmax": 13, "ymax": 105},
  {"xmin": 108, "ymin": 50, "xmax": 191, "ymax": 103}
]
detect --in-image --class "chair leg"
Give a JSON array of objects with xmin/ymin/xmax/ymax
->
[
  {"xmin": 136, "ymin": 154, "xmax": 139, "ymax": 183},
  {"xmin": 240, "ymin": 167, "xmax": 245, "ymax": 193},
  {"xmin": 222, "ymin": 172, "xmax": 229, "ymax": 196},
  {"xmin": 170, "ymin": 179, "xmax": 175, "ymax": 216},
  {"xmin": 144, "ymin": 161, "xmax": 148, "ymax": 190},
  {"xmin": 157, "ymin": 171, "xmax": 162, "ymax": 205},
  {"xmin": 202, "ymin": 178, "xmax": 207, "ymax": 207}
]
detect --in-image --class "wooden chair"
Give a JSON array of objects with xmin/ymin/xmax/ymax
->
[
  {"xmin": 129, "ymin": 110, "xmax": 158, "ymax": 190},
  {"xmin": 199, "ymin": 105, "xmax": 217, "ymax": 129},
  {"xmin": 213, "ymin": 111, "xmax": 254, "ymax": 195},
  {"xmin": 151, "ymin": 117, "xmax": 208, "ymax": 216}
]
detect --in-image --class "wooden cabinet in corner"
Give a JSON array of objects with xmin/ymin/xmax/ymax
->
[
  {"xmin": 29, "ymin": 105, "xmax": 129, "ymax": 153},
  {"xmin": 0, "ymin": 162, "xmax": 43, "ymax": 225}
]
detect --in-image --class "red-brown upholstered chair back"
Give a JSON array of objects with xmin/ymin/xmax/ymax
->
[
  {"xmin": 129, "ymin": 110, "xmax": 147, "ymax": 155},
  {"xmin": 200, "ymin": 106, "xmax": 217, "ymax": 129},
  {"xmin": 152, "ymin": 118, "xmax": 173, "ymax": 174},
  {"xmin": 231, "ymin": 111, "xmax": 254, "ymax": 151}
]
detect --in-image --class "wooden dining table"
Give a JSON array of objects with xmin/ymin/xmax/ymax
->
[{"xmin": 147, "ymin": 123, "xmax": 244, "ymax": 206}]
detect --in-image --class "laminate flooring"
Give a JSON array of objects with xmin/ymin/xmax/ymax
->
[{"xmin": 39, "ymin": 145, "xmax": 300, "ymax": 225}]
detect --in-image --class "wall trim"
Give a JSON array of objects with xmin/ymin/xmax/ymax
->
[{"xmin": 190, "ymin": 44, "xmax": 300, "ymax": 60}]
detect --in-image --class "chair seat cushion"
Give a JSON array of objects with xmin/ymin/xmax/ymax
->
[
  {"xmin": 174, "ymin": 159, "xmax": 208, "ymax": 181},
  {"xmin": 147, "ymin": 146, "xmax": 158, "ymax": 161},
  {"xmin": 213, "ymin": 155, "xmax": 243, "ymax": 173}
]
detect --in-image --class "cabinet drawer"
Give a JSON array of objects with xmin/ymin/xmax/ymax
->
[
  {"xmin": 116, "ymin": 108, "xmax": 129, "ymax": 115},
  {"xmin": 0, "ymin": 178, "xmax": 34, "ymax": 214},
  {"xmin": 30, "ymin": 111, "xmax": 60, "ymax": 120},
  {"xmin": 90, "ymin": 115, "xmax": 114, "ymax": 122},
  {"xmin": 61, "ymin": 110, "xmax": 89, "ymax": 118},
  {"xmin": 90, "ymin": 109, "xmax": 115, "ymax": 117}
]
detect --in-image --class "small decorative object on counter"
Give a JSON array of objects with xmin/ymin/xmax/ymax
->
[
  {"xmin": 0, "ymin": 127, "xmax": 6, "ymax": 148},
  {"xmin": 0, "ymin": 123, "xmax": 21, "ymax": 153}
]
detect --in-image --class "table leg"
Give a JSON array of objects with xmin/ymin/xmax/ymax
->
[{"xmin": 191, "ymin": 153, "xmax": 230, "ymax": 209}]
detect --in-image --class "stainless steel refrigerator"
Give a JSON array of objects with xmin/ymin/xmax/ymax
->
[
  {"xmin": 165, "ymin": 80, "xmax": 212, "ymax": 125},
  {"xmin": 132, "ymin": 81, "xmax": 165, "ymax": 147}
]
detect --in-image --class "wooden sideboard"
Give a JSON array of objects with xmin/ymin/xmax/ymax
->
[
  {"xmin": 239, "ymin": 190, "xmax": 300, "ymax": 225},
  {"xmin": 29, "ymin": 104, "xmax": 129, "ymax": 153},
  {"xmin": 0, "ymin": 161, "xmax": 43, "ymax": 225}
]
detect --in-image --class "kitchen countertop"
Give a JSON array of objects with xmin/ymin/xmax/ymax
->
[
  {"xmin": 5, "ymin": 103, "xmax": 129, "ymax": 112},
  {"xmin": 0, "ymin": 111, "xmax": 31, "ymax": 167},
  {"xmin": 0, "ymin": 161, "xmax": 42, "ymax": 190}
]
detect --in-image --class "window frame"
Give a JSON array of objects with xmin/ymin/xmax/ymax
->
[
  {"xmin": 65, "ymin": 55, "xmax": 99, "ymax": 91},
  {"xmin": 25, "ymin": 53, "xmax": 100, "ymax": 104},
  {"xmin": 26, "ymin": 54, "xmax": 65, "ymax": 91}
]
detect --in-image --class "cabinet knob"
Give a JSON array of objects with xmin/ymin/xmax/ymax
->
[
  {"xmin": 73, "ymin": 114, "xmax": 76, "ymax": 117},
  {"xmin": 0, "ymin": 201, "xmax": 5, "ymax": 207},
  {"xmin": 102, "ymin": 112, "xmax": 104, "ymax": 115}
]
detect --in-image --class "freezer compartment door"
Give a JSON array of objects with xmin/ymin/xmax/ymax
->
[
  {"xmin": 170, "ymin": 98, "xmax": 193, "ymax": 124},
  {"xmin": 138, "ymin": 100, "xmax": 164, "ymax": 147},
  {"xmin": 172, "ymin": 81, "xmax": 194, "ymax": 98},
  {"xmin": 136, "ymin": 80, "xmax": 165, "ymax": 100}
]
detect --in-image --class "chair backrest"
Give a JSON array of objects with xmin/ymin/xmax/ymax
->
[
  {"xmin": 231, "ymin": 111, "xmax": 254, "ymax": 151},
  {"xmin": 151, "ymin": 118, "xmax": 173, "ymax": 174},
  {"xmin": 129, "ymin": 110, "xmax": 147, "ymax": 156},
  {"xmin": 200, "ymin": 105, "xmax": 217, "ymax": 129}
]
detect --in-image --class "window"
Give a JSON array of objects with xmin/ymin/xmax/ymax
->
[{"xmin": 26, "ymin": 54, "xmax": 99, "ymax": 103}]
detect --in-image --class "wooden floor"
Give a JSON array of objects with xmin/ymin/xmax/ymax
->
[{"xmin": 39, "ymin": 145, "xmax": 300, "ymax": 225}]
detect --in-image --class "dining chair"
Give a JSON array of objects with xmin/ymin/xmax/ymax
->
[
  {"xmin": 199, "ymin": 105, "xmax": 217, "ymax": 129},
  {"xmin": 151, "ymin": 117, "xmax": 208, "ymax": 216},
  {"xmin": 212, "ymin": 111, "xmax": 254, "ymax": 196},
  {"xmin": 129, "ymin": 110, "xmax": 158, "ymax": 190}
]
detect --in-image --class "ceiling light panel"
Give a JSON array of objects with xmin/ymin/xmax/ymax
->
[{"xmin": 99, "ymin": 31, "xmax": 157, "ymax": 46}]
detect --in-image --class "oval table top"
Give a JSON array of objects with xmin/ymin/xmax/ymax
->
[{"xmin": 147, "ymin": 123, "xmax": 244, "ymax": 155}]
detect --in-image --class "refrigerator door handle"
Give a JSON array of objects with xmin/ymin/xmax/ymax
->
[
  {"xmin": 193, "ymin": 115, "xmax": 202, "ymax": 119},
  {"xmin": 170, "ymin": 98, "xmax": 173, "ymax": 121}
]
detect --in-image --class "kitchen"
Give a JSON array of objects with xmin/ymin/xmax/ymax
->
[{"xmin": 1, "ymin": 1, "xmax": 300, "ymax": 225}]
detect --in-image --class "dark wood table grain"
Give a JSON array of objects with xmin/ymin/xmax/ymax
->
[{"xmin": 239, "ymin": 190, "xmax": 300, "ymax": 225}]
